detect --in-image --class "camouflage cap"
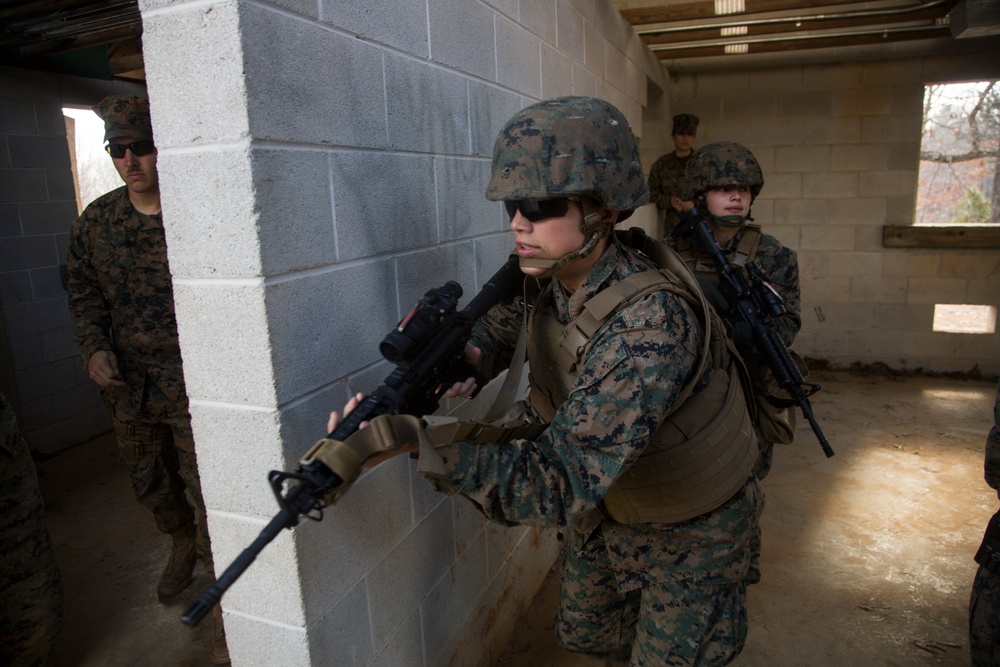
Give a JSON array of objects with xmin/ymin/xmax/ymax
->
[
  {"xmin": 486, "ymin": 96, "xmax": 649, "ymax": 215},
  {"xmin": 672, "ymin": 113, "xmax": 699, "ymax": 135},
  {"xmin": 91, "ymin": 94, "xmax": 152, "ymax": 142},
  {"xmin": 682, "ymin": 141, "xmax": 764, "ymax": 200}
]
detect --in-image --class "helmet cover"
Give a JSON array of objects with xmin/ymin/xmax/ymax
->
[
  {"xmin": 486, "ymin": 96, "xmax": 649, "ymax": 216},
  {"xmin": 682, "ymin": 141, "xmax": 764, "ymax": 201}
]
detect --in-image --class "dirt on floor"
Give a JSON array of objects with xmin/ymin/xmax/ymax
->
[
  {"xmin": 34, "ymin": 368, "xmax": 999, "ymax": 667},
  {"xmin": 496, "ymin": 369, "xmax": 998, "ymax": 667}
]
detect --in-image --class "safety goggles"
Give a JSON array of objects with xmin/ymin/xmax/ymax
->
[
  {"xmin": 504, "ymin": 198, "xmax": 574, "ymax": 222},
  {"xmin": 105, "ymin": 140, "xmax": 156, "ymax": 159}
]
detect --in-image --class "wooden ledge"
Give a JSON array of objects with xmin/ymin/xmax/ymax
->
[{"xmin": 882, "ymin": 225, "xmax": 1000, "ymax": 249}]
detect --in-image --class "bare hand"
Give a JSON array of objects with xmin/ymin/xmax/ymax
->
[
  {"xmin": 88, "ymin": 350, "xmax": 126, "ymax": 387},
  {"xmin": 327, "ymin": 392, "xmax": 367, "ymax": 433},
  {"xmin": 326, "ymin": 392, "xmax": 418, "ymax": 468}
]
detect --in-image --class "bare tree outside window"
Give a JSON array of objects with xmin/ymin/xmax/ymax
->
[{"xmin": 914, "ymin": 81, "xmax": 999, "ymax": 225}]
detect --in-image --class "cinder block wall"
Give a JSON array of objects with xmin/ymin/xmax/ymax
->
[
  {"xmin": 671, "ymin": 48, "xmax": 1000, "ymax": 377},
  {"xmin": 137, "ymin": 0, "xmax": 664, "ymax": 665},
  {"xmin": 0, "ymin": 69, "xmax": 144, "ymax": 453}
]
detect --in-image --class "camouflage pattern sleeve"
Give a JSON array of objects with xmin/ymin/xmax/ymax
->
[
  {"xmin": 429, "ymin": 290, "xmax": 702, "ymax": 529},
  {"xmin": 754, "ymin": 232, "xmax": 801, "ymax": 346},
  {"xmin": 647, "ymin": 155, "xmax": 670, "ymax": 209},
  {"xmin": 0, "ymin": 389, "xmax": 64, "ymax": 664},
  {"xmin": 467, "ymin": 298, "xmax": 522, "ymax": 383},
  {"xmin": 986, "ymin": 379, "xmax": 1000, "ymax": 497},
  {"xmin": 65, "ymin": 187, "xmax": 188, "ymax": 418},
  {"xmin": 66, "ymin": 191, "xmax": 121, "ymax": 365}
]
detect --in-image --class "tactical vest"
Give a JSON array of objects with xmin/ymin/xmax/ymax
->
[
  {"xmin": 525, "ymin": 228, "xmax": 758, "ymax": 525},
  {"xmin": 672, "ymin": 223, "xmax": 763, "ymax": 280},
  {"xmin": 671, "ymin": 223, "xmax": 799, "ymax": 446}
]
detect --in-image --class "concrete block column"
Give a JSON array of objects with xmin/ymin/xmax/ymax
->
[{"xmin": 139, "ymin": 0, "xmax": 664, "ymax": 663}]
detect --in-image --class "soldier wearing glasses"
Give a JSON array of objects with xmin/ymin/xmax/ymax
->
[
  {"xmin": 328, "ymin": 97, "xmax": 762, "ymax": 666},
  {"xmin": 65, "ymin": 94, "xmax": 229, "ymax": 664}
]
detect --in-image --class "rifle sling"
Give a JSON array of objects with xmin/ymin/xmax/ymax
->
[{"xmin": 300, "ymin": 412, "xmax": 546, "ymax": 494}]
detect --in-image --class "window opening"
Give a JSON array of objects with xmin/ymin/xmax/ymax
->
[
  {"xmin": 63, "ymin": 107, "xmax": 123, "ymax": 214},
  {"xmin": 914, "ymin": 81, "xmax": 999, "ymax": 226},
  {"xmin": 932, "ymin": 304, "xmax": 996, "ymax": 334}
]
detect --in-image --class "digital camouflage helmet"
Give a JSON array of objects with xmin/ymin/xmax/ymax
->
[
  {"xmin": 682, "ymin": 141, "xmax": 764, "ymax": 202},
  {"xmin": 486, "ymin": 96, "xmax": 649, "ymax": 275}
]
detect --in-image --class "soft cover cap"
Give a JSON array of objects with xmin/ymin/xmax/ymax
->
[
  {"xmin": 92, "ymin": 94, "xmax": 153, "ymax": 142},
  {"xmin": 672, "ymin": 113, "xmax": 699, "ymax": 135}
]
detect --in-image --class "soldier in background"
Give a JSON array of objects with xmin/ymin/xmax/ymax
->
[
  {"xmin": 970, "ymin": 378, "xmax": 1000, "ymax": 666},
  {"xmin": 647, "ymin": 113, "xmax": 699, "ymax": 237},
  {"xmin": 667, "ymin": 142, "xmax": 803, "ymax": 586},
  {"xmin": 65, "ymin": 94, "xmax": 228, "ymax": 665},
  {"xmin": 668, "ymin": 141, "xmax": 803, "ymax": 480},
  {"xmin": 0, "ymin": 389, "xmax": 64, "ymax": 667}
]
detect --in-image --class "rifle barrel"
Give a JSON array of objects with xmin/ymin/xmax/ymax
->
[{"xmin": 181, "ymin": 505, "xmax": 298, "ymax": 626}]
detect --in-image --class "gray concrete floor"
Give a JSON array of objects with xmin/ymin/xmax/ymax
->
[
  {"xmin": 38, "ymin": 430, "xmax": 217, "ymax": 667},
  {"xmin": 36, "ymin": 369, "xmax": 997, "ymax": 666}
]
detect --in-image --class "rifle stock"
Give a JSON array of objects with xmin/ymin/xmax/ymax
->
[
  {"xmin": 680, "ymin": 208, "xmax": 834, "ymax": 459},
  {"xmin": 181, "ymin": 255, "xmax": 524, "ymax": 627}
]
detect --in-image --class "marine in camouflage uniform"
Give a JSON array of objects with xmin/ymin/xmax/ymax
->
[
  {"xmin": 667, "ymin": 142, "xmax": 802, "ymax": 479},
  {"xmin": 0, "ymin": 388, "xmax": 64, "ymax": 667},
  {"xmin": 666, "ymin": 143, "xmax": 801, "ymax": 587},
  {"xmin": 970, "ymin": 378, "xmax": 1000, "ymax": 666},
  {"xmin": 417, "ymin": 98, "xmax": 763, "ymax": 666},
  {"xmin": 647, "ymin": 114, "xmax": 699, "ymax": 238},
  {"xmin": 66, "ymin": 95, "xmax": 229, "ymax": 664}
]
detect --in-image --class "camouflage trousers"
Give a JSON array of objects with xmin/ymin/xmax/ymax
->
[
  {"xmin": 970, "ymin": 560, "xmax": 1000, "ymax": 666},
  {"xmin": 1, "ymin": 411, "xmax": 64, "ymax": 667},
  {"xmin": 555, "ymin": 527, "xmax": 748, "ymax": 666},
  {"xmin": 110, "ymin": 405, "xmax": 211, "ymax": 561},
  {"xmin": 747, "ymin": 441, "xmax": 770, "ymax": 585}
]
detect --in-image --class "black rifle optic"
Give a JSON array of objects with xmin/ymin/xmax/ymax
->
[
  {"xmin": 181, "ymin": 255, "xmax": 524, "ymax": 627},
  {"xmin": 676, "ymin": 208, "xmax": 834, "ymax": 459}
]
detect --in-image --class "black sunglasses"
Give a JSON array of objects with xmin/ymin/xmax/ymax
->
[
  {"xmin": 105, "ymin": 140, "xmax": 156, "ymax": 159},
  {"xmin": 504, "ymin": 198, "xmax": 572, "ymax": 222}
]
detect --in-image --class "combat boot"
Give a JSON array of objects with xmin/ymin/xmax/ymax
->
[
  {"xmin": 211, "ymin": 604, "xmax": 231, "ymax": 665},
  {"xmin": 157, "ymin": 522, "xmax": 197, "ymax": 600}
]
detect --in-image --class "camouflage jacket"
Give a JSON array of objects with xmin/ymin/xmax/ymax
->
[
  {"xmin": 424, "ymin": 239, "xmax": 760, "ymax": 589},
  {"xmin": 647, "ymin": 151, "xmax": 692, "ymax": 230},
  {"xmin": 0, "ymin": 389, "xmax": 26, "ymax": 465},
  {"xmin": 66, "ymin": 186, "xmax": 187, "ymax": 419},
  {"xmin": 669, "ymin": 225, "xmax": 801, "ymax": 347},
  {"xmin": 986, "ymin": 379, "xmax": 1000, "ymax": 499}
]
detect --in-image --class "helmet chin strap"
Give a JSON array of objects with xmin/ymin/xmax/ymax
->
[
  {"xmin": 714, "ymin": 214, "xmax": 747, "ymax": 229},
  {"xmin": 695, "ymin": 195, "xmax": 753, "ymax": 230},
  {"xmin": 518, "ymin": 199, "xmax": 613, "ymax": 280}
]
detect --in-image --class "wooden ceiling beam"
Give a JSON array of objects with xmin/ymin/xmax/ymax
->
[
  {"xmin": 652, "ymin": 25, "xmax": 950, "ymax": 58},
  {"xmin": 621, "ymin": 0, "xmax": 890, "ymax": 24},
  {"xmin": 640, "ymin": 6, "xmax": 949, "ymax": 44}
]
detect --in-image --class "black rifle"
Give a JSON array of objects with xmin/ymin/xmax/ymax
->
[
  {"xmin": 181, "ymin": 255, "xmax": 524, "ymax": 627},
  {"xmin": 676, "ymin": 208, "xmax": 834, "ymax": 458}
]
